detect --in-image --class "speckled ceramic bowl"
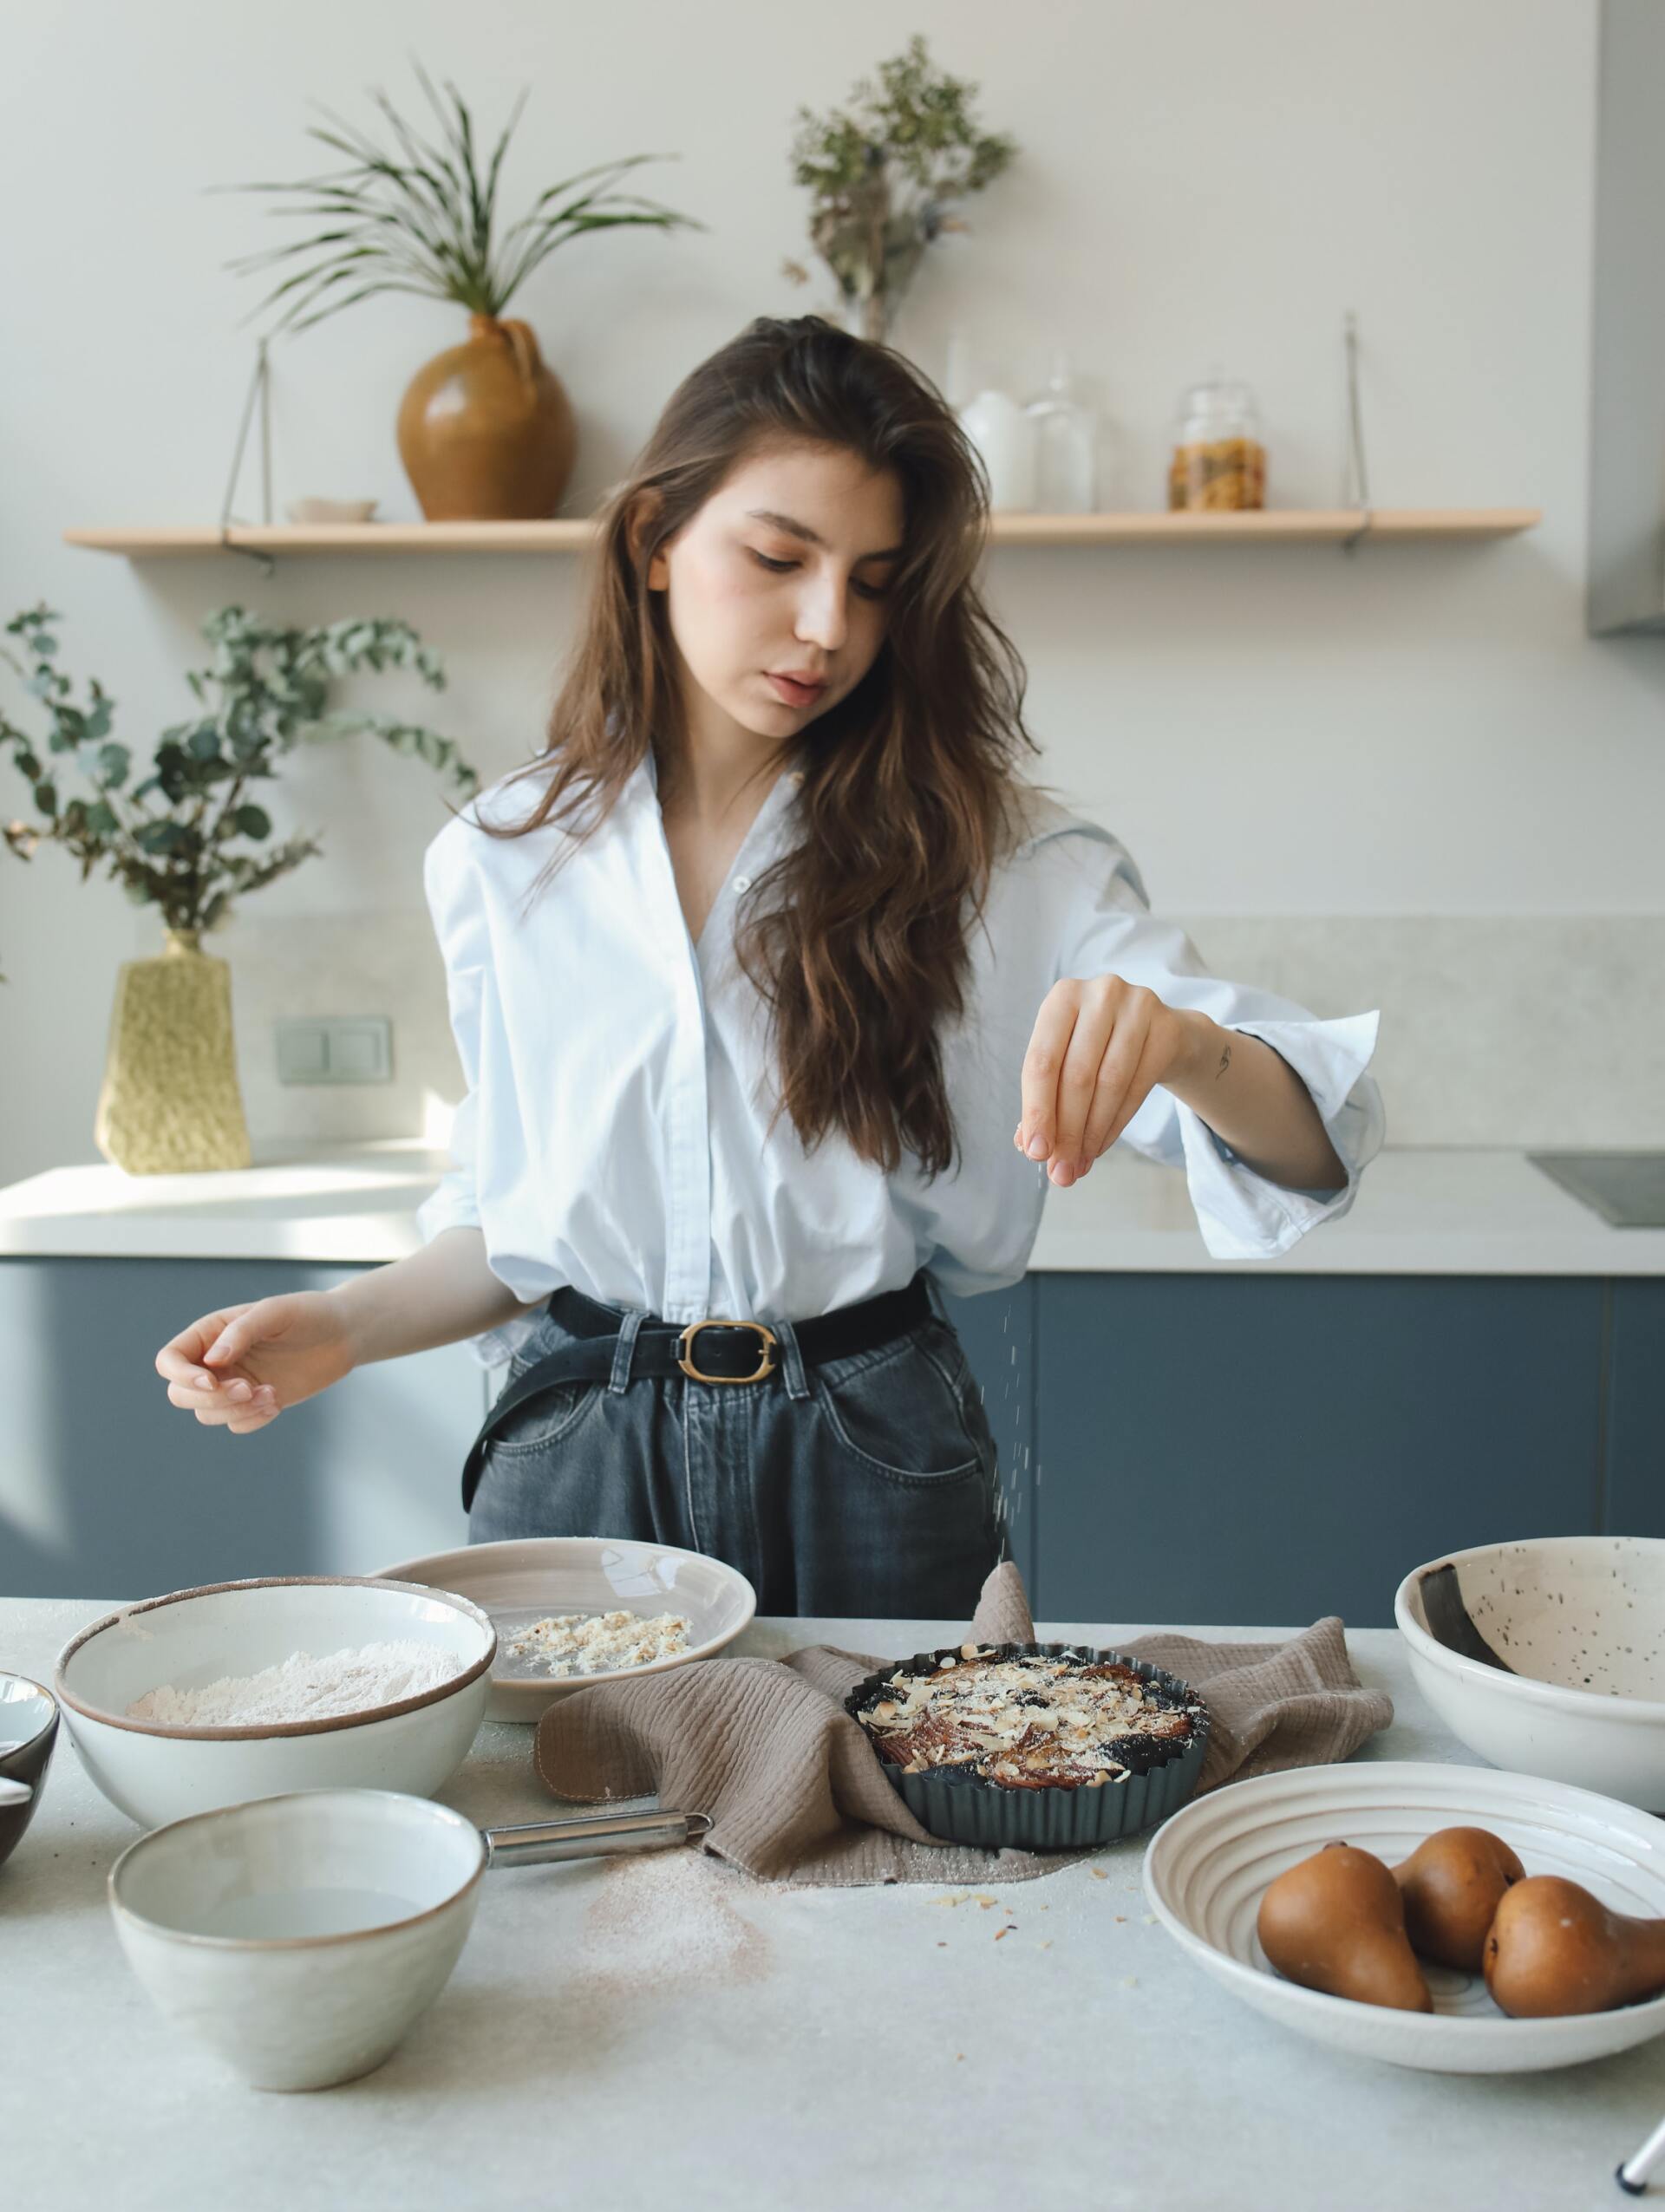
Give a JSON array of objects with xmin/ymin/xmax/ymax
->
[
  {"xmin": 846, "ymin": 1641, "xmax": 1210, "ymax": 1850},
  {"xmin": 1395, "ymin": 1537, "xmax": 1665, "ymax": 1810}
]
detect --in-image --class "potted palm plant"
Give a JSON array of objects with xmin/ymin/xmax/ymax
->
[
  {"xmin": 0, "ymin": 602, "xmax": 477, "ymax": 1173},
  {"xmin": 219, "ymin": 61, "xmax": 704, "ymax": 519}
]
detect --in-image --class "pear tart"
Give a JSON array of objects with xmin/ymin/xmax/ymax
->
[{"xmin": 846, "ymin": 1641, "xmax": 1211, "ymax": 1850}]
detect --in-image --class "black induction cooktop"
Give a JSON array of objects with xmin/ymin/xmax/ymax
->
[{"xmin": 1527, "ymin": 1152, "xmax": 1665, "ymax": 1228}]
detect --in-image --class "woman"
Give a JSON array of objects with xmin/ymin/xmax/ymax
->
[{"xmin": 155, "ymin": 315, "xmax": 1383, "ymax": 1618}]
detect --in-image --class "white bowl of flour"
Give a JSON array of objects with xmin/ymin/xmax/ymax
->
[{"xmin": 55, "ymin": 1577, "xmax": 496, "ymax": 1829}]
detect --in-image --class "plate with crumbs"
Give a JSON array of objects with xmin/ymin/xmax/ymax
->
[{"xmin": 375, "ymin": 1537, "xmax": 756, "ymax": 1722}]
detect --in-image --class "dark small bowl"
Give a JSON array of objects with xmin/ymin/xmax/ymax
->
[
  {"xmin": 846, "ymin": 1641, "xmax": 1211, "ymax": 1850},
  {"xmin": 0, "ymin": 1673, "xmax": 59, "ymax": 1871}
]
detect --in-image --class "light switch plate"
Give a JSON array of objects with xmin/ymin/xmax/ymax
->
[{"xmin": 275, "ymin": 1016, "xmax": 393, "ymax": 1085}]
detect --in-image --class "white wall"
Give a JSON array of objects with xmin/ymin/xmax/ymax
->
[{"xmin": 3, "ymin": 0, "xmax": 1660, "ymax": 1181}]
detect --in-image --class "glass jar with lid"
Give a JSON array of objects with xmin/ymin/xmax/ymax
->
[{"xmin": 1167, "ymin": 375, "xmax": 1266, "ymax": 511}]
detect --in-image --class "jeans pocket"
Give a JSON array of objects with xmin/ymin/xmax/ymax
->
[
  {"xmin": 814, "ymin": 1325, "xmax": 983, "ymax": 1488},
  {"xmin": 486, "ymin": 1369, "xmax": 603, "ymax": 1458}
]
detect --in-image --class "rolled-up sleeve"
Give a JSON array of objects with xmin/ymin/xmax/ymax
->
[
  {"xmin": 1037, "ymin": 819, "xmax": 1385, "ymax": 1259},
  {"xmin": 416, "ymin": 822, "xmax": 542, "ymax": 1368}
]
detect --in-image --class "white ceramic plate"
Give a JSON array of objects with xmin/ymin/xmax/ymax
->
[
  {"xmin": 375, "ymin": 1537, "xmax": 757, "ymax": 1723},
  {"xmin": 1395, "ymin": 1537, "xmax": 1665, "ymax": 1810},
  {"xmin": 1141, "ymin": 1759, "xmax": 1665, "ymax": 2073}
]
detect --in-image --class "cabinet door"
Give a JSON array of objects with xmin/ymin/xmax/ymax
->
[
  {"xmin": 1034, "ymin": 1275, "xmax": 1605, "ymax": 1628},
  {"xmin": 1604, "ymin": 1279, "xmax": 1665, "ymax": 1534},
  {"xmin": 938, "ymin": 1279, "xmax": 1038, "ymax": 1594},
  {"xmin": 0, "ymin": 1257, "xmax": 482, "ymax": 1600}
]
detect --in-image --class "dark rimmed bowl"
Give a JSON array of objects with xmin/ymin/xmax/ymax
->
[
  {"xmin": 1, "ymin": 1672, "xmax": 60, "ymax": 1870},
  {"xmin": 846, "ymin": 1641, "xmax": 1211, "ymax": 1850}
]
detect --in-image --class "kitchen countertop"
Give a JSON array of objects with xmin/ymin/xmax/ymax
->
[
  {"xmin": 4, "ymin": 1598, "xmax": 1663, "ymax": 2212},
  {"xmin": 3, "ymin": 1139, "xmax": 1662, "ymax": 1275}
]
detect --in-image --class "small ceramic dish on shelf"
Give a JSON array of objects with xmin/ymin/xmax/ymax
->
[
  {"xmin": 1142, "ymin": 1759, "xmax": 1665, "ymax": 2074},
  {"xmin": 0, "ymin": 1672, "xmax": 60, "ymax": 1870},
  {"xmin": 375, "ymin": 1536, "xmax": 757, "ymax": 1722},
  {"xmin": 845, "ymin": 1640, "xmax": 1210, "ymax": 1850},
  {"xmin": 284, "ymin": 497, "xmax": 379, "ymax": 524},
  {"xmin": 55, "ymin": 1576, "xmax": 494, "ymax": 1828}
]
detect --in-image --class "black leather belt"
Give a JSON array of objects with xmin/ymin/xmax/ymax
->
[{"xmin": 458, "ymin": 1267, "xmax": 935, "ymax": 1511}]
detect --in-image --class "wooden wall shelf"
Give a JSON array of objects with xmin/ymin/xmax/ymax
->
[{"xmin": 62, "ymin": 509, "xmax": 1541, "ymax": 558}]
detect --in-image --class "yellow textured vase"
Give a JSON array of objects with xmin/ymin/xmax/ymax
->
[{"xmin": 94, "ymin": 929, "xmax": 251, "ymax": 1174}]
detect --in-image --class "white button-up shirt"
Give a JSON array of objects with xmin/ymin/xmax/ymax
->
[{"xmin": 416, "ymin": 752, "xmax": 1384, "ymax": 1365}]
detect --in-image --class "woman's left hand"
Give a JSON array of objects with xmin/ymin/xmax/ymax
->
[{"xmin": 1014, "ymin": 973, "xmax": 1203, "ymax": 1187}]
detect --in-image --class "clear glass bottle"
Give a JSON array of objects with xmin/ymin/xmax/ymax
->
[
  {"xmin": 1168, "ymin": 373, "xmax": 1266, "ymax": 511},
  {"xmin": 1024, "ymin": 350, "xmax": 1099, "ymax": 513}
]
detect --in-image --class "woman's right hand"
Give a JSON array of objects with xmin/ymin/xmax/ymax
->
[{"xmin": 154, "ymin": 1294, "xmax": 360, "ymax": 1437}]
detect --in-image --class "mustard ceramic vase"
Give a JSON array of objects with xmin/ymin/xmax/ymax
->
[
  {"xmin": 94, "ymin": 929, "xmax": 251, "ymax": 1174},
  {"xmin": 396, "ymin": 314, "xmax": 578, "ymax": 520}
]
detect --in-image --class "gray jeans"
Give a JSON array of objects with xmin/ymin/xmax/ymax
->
[{"xmin": 467, "ymin": 1281, "xmax": 1005, "ymax": 1618}]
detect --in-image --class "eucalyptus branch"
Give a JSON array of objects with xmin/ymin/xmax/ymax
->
[
  {"xmin": 0, "ymin": 603, "xmax": 480, "ymax": 946},
  {"xmin": 783, "ymin": 35, "xmax": 1016, "ymax": 340}
]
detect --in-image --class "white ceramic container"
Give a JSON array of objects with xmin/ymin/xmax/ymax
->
[
  {"xmin": 376, "ymin": 1536, "xmax": 756, "ymax": 1722},
  {"xmin": 109, "ymin": 1788, "xmax": 485, "ymax": 2090},
  {"xmin": 1142, "ymin": 1759, "xmax": 1665, "ymax": 2073},
  {"xmin": 56, "ymin": 1577, "xmax": 494, "ymax": 1828},
  {"xmin": 1394, "ymin": 1536, "xmax": 1665, "ymax": 1810}
]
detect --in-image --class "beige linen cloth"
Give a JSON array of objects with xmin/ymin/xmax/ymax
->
[{"xmin": 533, "ymin": 1562, "xmax": 1394, "ymax": 1888}]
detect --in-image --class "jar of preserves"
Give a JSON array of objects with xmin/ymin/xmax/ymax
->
[{"xmin": 1168, "ymin": 376, "xmax": 1266, "ymax": 511}]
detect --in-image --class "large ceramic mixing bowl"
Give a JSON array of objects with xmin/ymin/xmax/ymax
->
[
  {"xmin": 56, "ymin": 1576, "xmax": 495, "ymax": 1828},
  {"xmin": 1394, "ymin": 1537, "xmax": 1665, "ymax": 1810}
]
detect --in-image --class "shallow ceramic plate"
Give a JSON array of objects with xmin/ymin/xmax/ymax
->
[
  {"xmin": 1395, "ymin": 1537, "xmax": 1665, "ymax": 1809},
  {"xmin": 375, "ymin": 1537, "xmax": 757, "ymax": 1723},
  {"xmin": 1142, "ymin": 1759, "xmax": 1665, "ymax": 2073}
]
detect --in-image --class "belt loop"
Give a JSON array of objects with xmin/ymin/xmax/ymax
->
[
  {"xmin": 772, "ymin": 1315, "xmax": 812, "ymax": 1401},
  {"xmin": 609, "ymin": 1308, "xmax": 650, "ymax": 1393},
  {"xmin": 922, "ymin": 1266, "xmax": 949, "ymax": 1324}
]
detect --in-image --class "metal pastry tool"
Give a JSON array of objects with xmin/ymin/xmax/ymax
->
[{"xmin": 481, "ymin": 1808, "xmax": 710, "ymax": 1866}]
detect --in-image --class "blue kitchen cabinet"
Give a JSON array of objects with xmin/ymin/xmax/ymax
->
[
  {"xmin": 0, "ymin": 1257, "xmax": 482, "ymax": 1601},
  {"xmin": 1028, "ymin": 1275, "xmax": 1607, "ymax": 1629},
  {"xmin": 1603, "ymin": 1279, "xmax": 1665, "ymax": 1535}
]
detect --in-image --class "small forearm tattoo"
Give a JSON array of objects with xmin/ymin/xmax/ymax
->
[{"xmin": 1214, "ymin": 1042, "xmax": 1232, "ymax": 1082}]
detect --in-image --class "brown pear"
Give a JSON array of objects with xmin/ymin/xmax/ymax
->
[
  {"xmin": 1257, "ymin": 1841, "xmax": 1433, "ymax": 2012},
  {"xmin": 1483, "ymin": 1876, "xmax": 1665, "ymax": 2018},
  {"xmin": 1393, "ymin": 1826, "xmax": 1525, "ymax": 1970}
]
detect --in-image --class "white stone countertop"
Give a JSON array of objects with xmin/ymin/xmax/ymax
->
[
  {"xmin": 5, "ymin": 1602, "xmax": 1665, "ymax": 2212},
  {"xmin": 1, "ymin": 1139, "xmax": 1661, "ymax": 1276}
]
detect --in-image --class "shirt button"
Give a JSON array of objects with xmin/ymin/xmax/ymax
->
[{"xmin": 733, "ymin": 874, "xmax": 752, "ymax": 893}]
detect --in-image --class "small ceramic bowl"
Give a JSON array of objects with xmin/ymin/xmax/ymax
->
[
  {"xmin": 0, "ymin": 1673, "xmax": 59, "ymax": 1870},
  {"xmin": 1394, "ymin": 1537, "xmax": 1665, "ymax": 1810},
  {"xmin": 285, "ymin": 497, "xmax": 378, "ymax": 524},
  {"xmin": 56, "ymin": 1576, "xmax": 495, "ymax": 1829},
  {"xmin": 109, "ymin": 1787, "xmax": 486, "ymax": 2090},
  {"xmin": 376, "ymin": 1536, "xmax": 757, "ymax": 1722}
]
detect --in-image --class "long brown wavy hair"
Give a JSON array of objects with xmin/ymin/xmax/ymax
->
[{"xmin": 473, "ymin": 312, "xmax": 1046, "ymax": 1180}]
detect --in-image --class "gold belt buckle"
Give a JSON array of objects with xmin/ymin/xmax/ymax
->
[{"xmin": 676, "ymin": 1317, "xmax": 778, "ymax": 1384}]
